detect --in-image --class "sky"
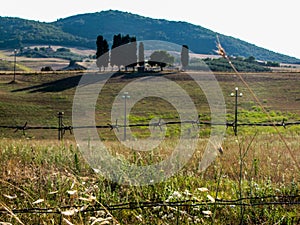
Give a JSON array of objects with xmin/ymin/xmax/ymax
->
[{"xmin": 2, "ymin": 0, "xmax": 300, "ymax": 59}]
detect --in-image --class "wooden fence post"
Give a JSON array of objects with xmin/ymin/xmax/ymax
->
[{"xmin": 58, "ymin": 112, "xmax": 64, "ymax": 140}]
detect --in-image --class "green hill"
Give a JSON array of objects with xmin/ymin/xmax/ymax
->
[
  {"xmin": 0, "ymin": 10, "xmax": 299, "ymax": 63},
  {"xmin": 52, "ymin": 10, "xmax": 300, "ymax": 63},
  {"xmin": 0, "ymin": 17, "xmax": 92, "ymax": 48}
]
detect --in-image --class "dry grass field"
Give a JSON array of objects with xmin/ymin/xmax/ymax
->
[{"xmin": 0, "ymin": 71, "xmax": 299, "ymax": 224}]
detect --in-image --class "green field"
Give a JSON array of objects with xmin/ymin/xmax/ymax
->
[
  {"xmin": 0, "ymin": 71, "xmax": 300, "ymax": 224},
  {"xmin": 1, "ymin": 71, "xmax": 300, "ymax": 138}
]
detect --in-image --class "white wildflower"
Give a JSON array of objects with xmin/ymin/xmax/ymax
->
[
  {"xmin": 195, "ymin": 218, "xmax": 201, "ymax": 223},
  {"xmin": 198, "ymin": 187, "xmax": 209, "ymax": 192},
  {"xmin": 79, "ymin": 205, "xmax": 88, "ymax": 212},
  {"xmin": 153, "ymin": 206, "xmax": 161, "ymax": 211},
  {"xmin": 70, "ymin": 181, "xmax": 76, "ymax": 189},
  {"xmin": 207, "ymin": 194, "xmax": 215, "ymax": 203},
  {"xmin": 93, "ymin": 168, "xmax": 100, "ymax": 173},
  {"xmin": 79, "ymin": 195, "xmax": 96, "ymax": 202},
  {"xmin": 193, "ymin": 206, "xmax": 200, "ymax": 211},
  {"xmin": 62, "ymin": 208, "xmax": 77, "ymax": 216},
  {"xmin": 167, "ymin": 213, "xmax": 174, "ymax": 219},
  {"xmin": 136, "ymin": 214, "xmax": 143, "ymax": 222},
  {"xmin": 202, "ymin": 210, "xmax": 212, "ymax": 216},
  {"xmin": 183, "ymin": 189, "xmax": 192, "ymax": 196},
  {"xmin": 67, "ymin": 190, "xmax": 77, "ymax": 195},
  {"xmin": 32, "ymin": 199, "xmax": 44, "ymax": 204},
  {"xmin": 172, "ymin": 191, "xmax": 182, "ymax": 199},
  {"xmin": 3, "ymin": 194, "xmax": 17, "ymax": 199}
]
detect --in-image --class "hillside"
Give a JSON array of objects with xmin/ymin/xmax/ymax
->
[
  {"xmin": 0, "ymin": 10, "xmax": 299, "ymax": 63},
  {"xmin": 54, "ymin": 10, "xmax": 300, "ymax": 63},
  {"xmin": 0, "ymin": 17, "xmax": 92, "ymax": 48}
]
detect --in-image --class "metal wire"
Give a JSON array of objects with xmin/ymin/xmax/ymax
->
[
  {"xmin": 1, "ymin": 119, "xmax": 299, "ymax": 132},
  {"xmin": 0, "ymin": 195, "xmax": 299, "ymax": 215}
]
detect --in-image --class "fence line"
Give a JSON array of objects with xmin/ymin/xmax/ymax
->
[
  {"xmin": 0, "ymin": 113, "xmax": 300, "ymax": 140},
  {"xmin": 0, "ymin": 194, "xmax": 299, "ymax": 215}
]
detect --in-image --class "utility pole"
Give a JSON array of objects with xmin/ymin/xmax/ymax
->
[
  {"xmin": 231, "ymin": 87, "xmax": 243, "ymax": 135},
  {"xmin": 122, "ymin": 92, "xmax": 130, "ymax": 141},
  {"xmin": 57, "ymin": 112, "xmax": 64, "ymax": 140},
  {"xmin": 13, "ymin": 49, "xmax": 17, "ymax": 83}
]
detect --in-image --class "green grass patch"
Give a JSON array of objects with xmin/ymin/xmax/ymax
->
[{"xmin": 0, "ymin": 71, "xmax": 299, "ymax": 140}]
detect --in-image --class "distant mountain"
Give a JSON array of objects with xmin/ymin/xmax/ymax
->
[{"xmin": 0, "ymin": 10, "xmax": 299, "ymax": 63}]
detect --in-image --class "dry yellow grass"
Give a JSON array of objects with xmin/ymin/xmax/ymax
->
[{"xmin": 0, "ymin": 134, "xmax": 299, "ymax": 224}]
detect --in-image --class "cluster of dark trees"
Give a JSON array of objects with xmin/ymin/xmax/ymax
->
[
  {"xmin": 111, "ymin": 34, "xmax": 137, "ymax": 71},
  {"xmin": 96, "ymin": 34, "xmax": 138, "ymax": 71},
  {"xmin": 96, "ymin": 35, "xmax": 109, "ymax": 70},
  {"xmin": 96, "ymin": 34, "xmax": 190, "ymax": 71}
]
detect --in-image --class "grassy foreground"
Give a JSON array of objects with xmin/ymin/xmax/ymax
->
[
  {"xmin": 0, "ymin": 135, "xmax": 299, "ymax": 224},
  {"xmin": 0, "ymin": 71, "xmax": 300, "ymax": 224}
]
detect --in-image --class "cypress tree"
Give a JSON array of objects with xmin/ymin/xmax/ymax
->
[
  {"xmin": 181, "ymin": 45, "xmax": 189, "ymax": 70},
  {"xmin": 111, "ymin": 34, "xmax": 122, "ymax": 70},
  {"xmin": 138, "ymin": 42, "xmax": 144, "ymax": 66},
  {"xmin": 96, "ymin": 35, "xmax": 109, "ymax": 71}
]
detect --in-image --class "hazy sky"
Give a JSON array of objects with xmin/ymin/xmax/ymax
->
[{"xmin": 2, "ymin": 0, "xmax": 300, "ymax": 59}]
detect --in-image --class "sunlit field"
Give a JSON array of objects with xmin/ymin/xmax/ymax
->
[{"xmin": 0, "ymin": 71, "xmax": 300, "ymax": 224}]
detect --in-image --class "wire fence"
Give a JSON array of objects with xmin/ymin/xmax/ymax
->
[
  {"xmin": 0, "ymin": 112, "xmax": 300, "ymax": 140},
  {"xmin": 0, "ymin": 195, "xmax": 299, "ymax": 214},
  {"xmin": 0, "ymin": 194, "xmax": 299, "ymax": 225}
]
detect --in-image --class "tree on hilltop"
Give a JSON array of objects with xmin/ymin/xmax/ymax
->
[
  {"xmin": 111, "ymin": 34, "xmax": 137, "ymax": 71},
  {"xmin": 96, "ymin": 35, "xmax": 109, "ymax": 71},
  {"xmin": 138, "ymin": 42, "xmax": 145, "ymax": 66},
  {"xmin": 181, "ymin": 45, "xmax": 189, "ymax": 70},
  {"xmin": 123, "ymin": 36, "xmax": 137, "ymax": 71},
  {"xmin": 110, "ymin": 34, "xmax": 122, "ymax": 70},
  {"xmin": 148, "ymin": 50, "xmax": 174, "ymax": 71}
]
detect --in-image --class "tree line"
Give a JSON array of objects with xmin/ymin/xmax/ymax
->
[{"xmin": 96, "ymin": 34, "xmax": 189, "ymax": 71}]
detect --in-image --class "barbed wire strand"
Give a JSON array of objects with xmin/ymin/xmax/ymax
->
[
  {"xmin": 2, "ymin": 120, "xmax": 300, "ymax": 131},
  {"xmin": 0, "ymin": 195, "xmax": 299, "ymax": 215}
]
